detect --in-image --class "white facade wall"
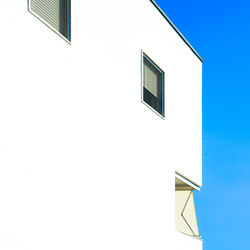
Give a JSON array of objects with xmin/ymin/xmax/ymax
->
[{"xmin": 0, "ymin": 1, "xmax": 202, "ymax": 250}]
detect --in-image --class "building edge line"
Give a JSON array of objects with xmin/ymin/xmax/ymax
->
[{"xmin": 149, "ymin": 0, "xmax": 203, "ymax": 63}]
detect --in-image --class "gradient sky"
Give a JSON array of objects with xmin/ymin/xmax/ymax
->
[{"xmin": 154, "ymin": 0, "xmax": 250, "ymax": 249}]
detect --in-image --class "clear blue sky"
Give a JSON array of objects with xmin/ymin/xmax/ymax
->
[{"xmin": 154, "ymin": 0, "xmax": 250, "ymax": 249}]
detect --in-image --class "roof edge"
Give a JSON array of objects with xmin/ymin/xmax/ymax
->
[{"xmin": 149, "ymin": 0, "xmax": 203, "ymax": 63}]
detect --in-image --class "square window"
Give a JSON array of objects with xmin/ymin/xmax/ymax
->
[
  {"xmin": 142, "ymin": 53, "xmax": 164, "ymax": 117},
  {"xmin": 29, "ymin": 0, "xmax": 71, "ymax": 42}
]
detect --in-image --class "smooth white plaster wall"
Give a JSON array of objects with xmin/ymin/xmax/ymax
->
[{"xmin": 0, "ymin": 0, "xmax": 202, "ymax": 249}]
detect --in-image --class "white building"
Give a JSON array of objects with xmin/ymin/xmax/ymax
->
[{"xmin": 0, "ymin": 1, "xmax": 203, "ymax": 250}]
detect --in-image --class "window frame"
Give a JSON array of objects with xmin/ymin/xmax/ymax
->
[
  {"xmin": 141, "ymin": 51, "xmax": 165, "ymax": 119},
  {"xmin": 28, "ymin": 0, "xmax": 71, "ymax": 44}
]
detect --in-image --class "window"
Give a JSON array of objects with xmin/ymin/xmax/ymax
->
[
  {"xmin": 29, "ymin": 0, "xmax": 71, "ymax": 42},
  {"xmin": 175, "ymin": 176, "xmax": 200, "ymax": 239},
  {"xmin": 142, "ymin": 52, "xmax": 164, "ymax": 117}
]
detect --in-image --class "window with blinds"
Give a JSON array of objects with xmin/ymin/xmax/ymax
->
[
  {"xmin": 142, "ymin": 53, "xmax": 164, "ymax": 117},
  {"xmin": 29, "ymin": 0, "xmax": 71, "ymax": 42}
]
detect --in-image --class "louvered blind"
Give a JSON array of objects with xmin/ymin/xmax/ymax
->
[
  {"xmin": 30, "ymin": 0, "xmax": 70, "ymax": 41},
  {"xmin": 144, "ymin": 63, "xmax": 158, "ymax": 97}
]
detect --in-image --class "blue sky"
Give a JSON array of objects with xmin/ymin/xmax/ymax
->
[{"xmin": 154, "ymin": 0, "xmax": 250, "ymax": 249}]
